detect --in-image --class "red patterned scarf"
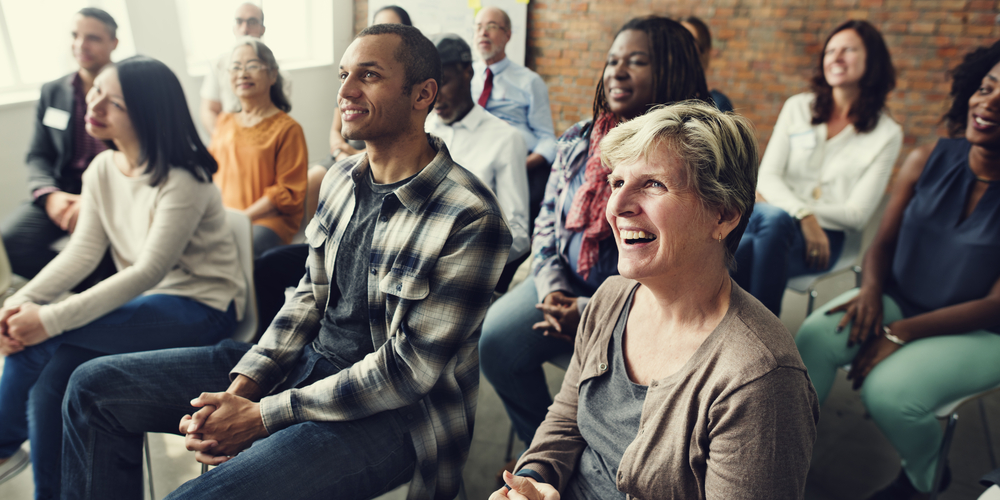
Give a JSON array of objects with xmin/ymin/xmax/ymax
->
[{"xmin": 565, "ymin": 113, "xmax": 619, "ymax": 280}]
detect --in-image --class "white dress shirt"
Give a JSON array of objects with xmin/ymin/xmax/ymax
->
[
  {"xmin": 426, "ymin": 105, "xmax": 530, "ymax": 262},
  {"xmin": 471, "ymin": 57, "xmax": 557, "ymax": 163},
  {"xmin": 757, "ymin": 92, "xmax": 903, "ymax": 232}
]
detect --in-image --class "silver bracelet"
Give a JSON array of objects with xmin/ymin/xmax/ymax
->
[{"xmin": 882, "ymin": 325, "xmax": 907, "ymax": 346}]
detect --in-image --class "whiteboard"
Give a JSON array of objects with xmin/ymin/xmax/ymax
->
[{"xmin": 367, "ymin": 0, "xmax": 528, "ymax": 66}]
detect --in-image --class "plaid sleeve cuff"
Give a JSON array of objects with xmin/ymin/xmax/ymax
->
[
  {"xmin": 259, "ymin": 390, "xmax": 297, "ymax": 434},
  {"xmin": 230, "ymin": 347, "xmax": 286, "ymax": 392}
]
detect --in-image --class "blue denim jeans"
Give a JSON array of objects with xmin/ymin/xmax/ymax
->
[
  {"xmin": 479, "ymin": 276, "xmax": 575, "ymax": 445},
  {"xmin": 0, "ymin": 294, "xmax": 235, "ymax": 500},
  {"xmin": 62, "ymin": 340, "xmax": 416, "ymax": 500},
  {"xmin": 732, "ymin": 203, "xmax": 844, "ymax": 316}
]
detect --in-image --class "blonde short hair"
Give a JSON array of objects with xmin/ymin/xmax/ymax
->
[{"xmin": 600, "ymin": 101, "xmax": 759, "ymax": 269}]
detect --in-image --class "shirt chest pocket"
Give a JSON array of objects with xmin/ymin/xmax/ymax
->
[{"xmin": 379, "ymin": 272, "xmax": 429, "ymax": 301}]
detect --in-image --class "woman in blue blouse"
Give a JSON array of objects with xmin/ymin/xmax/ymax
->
[{"xmin": 795, "ymin": 41, "xmax": 1000, "ymax": 500}]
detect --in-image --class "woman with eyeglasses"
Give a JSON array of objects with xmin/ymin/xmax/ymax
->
[{"xmin": 212, "ymin": 38, "xmax": 308, "ymax": 257}]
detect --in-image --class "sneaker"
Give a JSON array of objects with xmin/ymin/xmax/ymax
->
[
  {"xmin": 0, "ymin": 448, "xmax": 29, "ymax": 485},
  {"xmin": 867, "ymin": 466, "xmax": 951, "ymax": 500}
]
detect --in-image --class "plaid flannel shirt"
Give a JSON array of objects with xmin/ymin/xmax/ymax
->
[{"xmin": 232, "ymin": 135, "xmax": 512, "ymax": 500}]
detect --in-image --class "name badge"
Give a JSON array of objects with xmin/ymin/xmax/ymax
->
[
  {"xmin": 43, "ymin": 107, "xmax": 70, "ymax": 131},
  {"xmin": 789, "ymin": 130, "xmax": 816, "ymax": 149}
]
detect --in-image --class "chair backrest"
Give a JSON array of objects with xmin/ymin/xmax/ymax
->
[
  {"xmin": 226, "ymin": 210, "xmax": 258, "ymax": 343},
  {"xmin": 0, "ymin": 234, "xmax": 11, "ymax": 294}
]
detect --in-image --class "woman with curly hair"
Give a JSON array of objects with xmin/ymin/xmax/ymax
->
[
  {"xmin": 733, "ymin": 20, "xmax": 903, "ymax": 315},
  {"xmin": 795, "ymin": 40, "xmax": 1000, "ymax": 499}
]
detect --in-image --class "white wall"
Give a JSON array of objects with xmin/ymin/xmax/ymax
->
[{"xmin": 0, "ymin": 0, "xmax": 353, "ymax": 223}]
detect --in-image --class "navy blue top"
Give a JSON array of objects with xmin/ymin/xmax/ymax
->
[
  {"xmin": 886, "ymin": 138, "xmax": 1000, "ymax": 333},
  {"xmin": 710, "ymin": 89, "xmax": 734, "ymax": 113}
]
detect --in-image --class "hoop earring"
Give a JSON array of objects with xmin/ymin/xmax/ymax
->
[{"xmin": 718, "ymin": 233, "xmax": 723, "ymax": 243}]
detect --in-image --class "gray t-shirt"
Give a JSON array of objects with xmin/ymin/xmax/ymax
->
[
  {"xmin": 565, "ymin": 286, "xmax": 645, "ymax": 500},
  {"xmin": 312, "ymin": 168, "xmax": 414, "ymax": 370}
]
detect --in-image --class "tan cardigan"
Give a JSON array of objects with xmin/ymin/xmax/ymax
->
[{"xmin": 516, "ymin": 276, "xmax": 819, "ymax": 500}]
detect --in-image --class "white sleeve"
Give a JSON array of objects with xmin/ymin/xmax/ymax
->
[
  {"xmin": 201, "ymin": 60, "xmax": 221, "ymax": 101},
  {"xmin": 36, "ymin": 174, "xmax": 214, "ymax": 335},
  {"xmin": 496, "ymin": 130, "xmax": 531, "ymax": 262},
  {"xmin": 756, "ymin": 97, "xmax": 809, "ymax": 215}
]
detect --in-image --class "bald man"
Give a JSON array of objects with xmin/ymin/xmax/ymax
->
[
  {"xmin": 199, "ymin": 2, "xmax": 292, "ymax": 133},
  {"xmin": 471, "ymin": 6, "xmax": 556, "ymax": 223}
]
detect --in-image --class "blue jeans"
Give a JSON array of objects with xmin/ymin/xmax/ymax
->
[
  {"xmin": 62, "ymin": 341, "xmax": 416, "ymax": 500},
  {"xmin": 0, "ymin": 294, "xmax": 235, "ymax": 500},
  {"xmin": 732, "ymin": 203, "xmax": 844, "ymax": 316},
  {"xmin": 480, "ymin": 276, "xmax": 575, "ymax": 444}
]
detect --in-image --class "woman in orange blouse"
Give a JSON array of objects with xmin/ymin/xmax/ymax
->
[{"xmin": 211, "ymin": 38, "xmax": 307, "ymax": 257}]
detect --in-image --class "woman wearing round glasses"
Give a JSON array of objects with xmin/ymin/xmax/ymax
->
[{"xmin": 212, "ymin": 38, "xmax": 308, "ymax": 257}]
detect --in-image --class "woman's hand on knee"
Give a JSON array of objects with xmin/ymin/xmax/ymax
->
[
  {"xmin": 6, "ymin": 303, "xmax": 50, "ymax": 347},
  {"xmin": 800, "ymin": 216, "xmax": 831, "ymax": 270},
  {"xmin": 847, "ymin": 335, "xmax": 902, "ymax": 390},
  {"xmin": 827, "ymin": 288, "xmax": 883, "ymax": 348}
]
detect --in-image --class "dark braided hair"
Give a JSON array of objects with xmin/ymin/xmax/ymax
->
[
  {"xmin": 810, "ymin": 20, "xmax": 895, "ymax": 133},
  {"xmin": 593, "ymin": 16, "xmax": 710, "ymax": 120},
  {"xmin": 943, "ymin": 40, "xmax": 1000, "ymax": 138}
]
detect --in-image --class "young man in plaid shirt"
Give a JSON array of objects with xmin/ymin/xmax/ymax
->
[{"xmin": 61, "ymin": 24, "xmax": 511, "ymax": 500}]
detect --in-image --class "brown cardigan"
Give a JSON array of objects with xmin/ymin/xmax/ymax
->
[{"xmin": 516, "ymin": 276, "xmax": 819, "ymax": 500}]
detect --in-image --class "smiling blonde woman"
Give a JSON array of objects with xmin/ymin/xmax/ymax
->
[{"xmin": 492, "ymin": 102, "xmax": 819, "ymax": 500}]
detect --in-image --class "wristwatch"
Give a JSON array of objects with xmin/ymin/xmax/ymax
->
[
  {"xmin": 793, "ymin": 207, "xmax": 813, "ymax": 221},
  {"xmin": 332, "ymin": 147, "xmax": 343, "ymax": 160}
]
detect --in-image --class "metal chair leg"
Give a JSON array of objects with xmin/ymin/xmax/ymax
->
[
  {"xmin": 928, "ymin": 413, "xmax": 958, "ymax": 500},
  {"xmin": 144, "ymin": 433, "xmax": 155, "ymax": 500},
  {"xmin": 503, "ymin": 425, "xmax": 516, "ymax": 463},
  {"xmin": 806, "ymin": 289, "xmax": 818, "ymax": 315}
]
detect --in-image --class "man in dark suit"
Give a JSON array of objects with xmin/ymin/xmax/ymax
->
[{"xmin": 0, "ymin": 8, "xmax": 118, "ymax": 281}]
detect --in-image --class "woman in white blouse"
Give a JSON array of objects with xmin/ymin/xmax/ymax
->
[
  {"xmin": 0, "ymin": 56, "xmax": 245, "ymax": 497},
  {"xmin": 733, "ymin": 20, "xmax": 902, "ymax": 316}
]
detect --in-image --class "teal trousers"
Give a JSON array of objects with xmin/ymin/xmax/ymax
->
[{"xmin": 795, "ymin": 288, "xmax": 1000, "ymax": 492}]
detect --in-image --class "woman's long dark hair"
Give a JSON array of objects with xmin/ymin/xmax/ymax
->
[
  {"xmin": 113, "ymin": 55, "xmax": 216, "ymax": 187},
  {"xmin": 810, "ymin": 20, "xmax": 895, "ymax": 133},
  {"xmin": 593, "ymin": 16, "xmax": 710, "ymax": 120},
  {"xmin": 943, "ymin": 40, "xmax": 1000, "ymax": 137}
]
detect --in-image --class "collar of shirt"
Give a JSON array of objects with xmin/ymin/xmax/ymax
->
[
  {"xmin": 486, "ymin": 56, "xmax": 512, "ymax": 76},
  {"xmin": 428, "ymin": 104, "xmax": 488, "ymax": 134},
  {"xmin": 343, "ymin": 134, "xmax": 454, "ymax": 216}
]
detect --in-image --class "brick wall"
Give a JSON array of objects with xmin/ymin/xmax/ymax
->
[{"xmin": 353, "ymin": 0, "xmax": 1000, "ymax": 164}]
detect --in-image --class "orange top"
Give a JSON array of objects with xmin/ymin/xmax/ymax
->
[{"xmin": 211, "ymin": 111, "xmax": 308, "ymax": 244}]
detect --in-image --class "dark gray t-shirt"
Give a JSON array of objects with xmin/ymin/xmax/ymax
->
[
  {"xmin": 565, "ymin": 286, "xmax": 645, "ymax": 500},
  {"xmin": 312, "ymin": 168, "xmax": 414, "ymax": 370}
]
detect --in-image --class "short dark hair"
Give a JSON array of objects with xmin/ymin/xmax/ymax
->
[
  {"xmin": 112, "ymin": 56, "xmax": 217, "ymax": 187},
  {"xmin": 810, "ymin": 20, "xmax": 895, "ymax": 133},
  {"xmin": 356, "ymin": 24, "xmax": 440, "ymax": 99},
  {"xmin": 593, "ymin": 16, "xmax": 710, "ymax": 120},
  {"xmin": 943, "ymin": 41, "xmax": 1000, "ymax": 137},
  {"xmin": 373, "ymin": 5, "xmax": 412, "ymax": 26},
  {"xmin": 77, "ymin": 7, "xmax": 117, "ymax": 40}
]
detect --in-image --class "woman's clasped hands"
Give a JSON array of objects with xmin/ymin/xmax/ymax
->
[{"xmin": 0, "ymin": 302, "xmax": 50, "ymax": 355}]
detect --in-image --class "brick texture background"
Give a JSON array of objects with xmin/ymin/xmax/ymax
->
[{"xmin": 354, "ymin": 0, "xmax": 1000, "ymax": 167}]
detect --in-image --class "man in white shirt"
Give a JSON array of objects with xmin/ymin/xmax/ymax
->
[
  {"xmin": 427, "ymin": 34, "xmax": 529, "ymax": 292},
  {"xmin": 199, "ymin": 2, "xmax": 291, "ymax": 134},
  {"xmin": 471, "ymin": 6, "xmax": 556, "ymax": 224}
]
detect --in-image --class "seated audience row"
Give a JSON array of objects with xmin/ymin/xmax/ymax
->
[{"xmin": 0, "ymin": 3, "xmax": 996, "ymax": 500}]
